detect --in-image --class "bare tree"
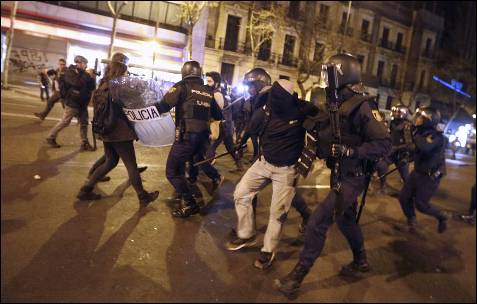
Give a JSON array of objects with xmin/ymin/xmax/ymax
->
[
  {"xmin": 246, "ymin": 2, "xmax": 285, "ymax": 67},
  {"xmin": 107, "ymin": 1, "xmax": 128, "ymax": 60},
  {"xmin": 2, "ymin": 1, "xmax": 18, "ymax": 89},
  {"xmin": 178, "ymin": 1, "xmax": 218, "ymax": 60}
]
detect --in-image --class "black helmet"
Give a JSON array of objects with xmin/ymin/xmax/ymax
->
[
  {"xmin": 415, "ymin": 106, "xmax": 441, "ymax": 127},
  {"xmin": 325, "ymin": 53, "xmax": 361, "ymax": 89},
  {"xmin": 111, "ymin": 52, "xmax": 129, "ymax": 66},
  {"xmin": 391, "ymin": 103, "xmax": 410, "ymax": 120},
  {"xmin": 181, "ymin": 61, "xmax": 202, "ymax": 79},
  {"xmin": 243, "ymin": 68, "xmax": 271, "ymax": 93},
  {"xmin": 205, "ymin": 71, "xmax": 222, "ymax": 89}
]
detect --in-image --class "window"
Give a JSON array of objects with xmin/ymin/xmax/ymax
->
[
  {"xmin": 390, "ymin": 64, "xmax": 398, "ymax": 87},
  {"xmin": 221, "ymin": 62, "xmax": 235, "ymax": 86},
  {"xmin": 396, "ymin": 32, "xmax": 403, "ymax": 51},
  {"xmin": 377, "ymin": 60, "xmax": 385, "ymax": 83},
  {"xmin": 288, "ymin": 1, "xmax": 300, "ymax": 19},
  {"xmin": 258, "ymin": 36, "xmax": 272, "ymax": 61},
  {"xmin": 132, "ymin": 1, "xmax": 151, "ymax": 20},
  {"xmin": 313, "ymin": 42, "xmax": 325, "ymax": 62},
  {"xmin": 150, "ymin": 2, "xmax": 168, "ymax": 24},
  {"xmin": 224, "ymin": 15, "xmax": 241, "ymax": 52},
  {"xmin": 279, "ymin": 75, "xmax": 290, "ymax": 80},
  {"xmin": 282, "ymin": 35, "xmax": 296, "ymax": 66},
  {"xmin": 357, "ymin": 54, "xmax": 365, "ymax": 68},
  {"xmin": 165, "ymin": 4, "xmax": 182, "ymax": 27},
  {"xmin": 381, "ymin": 27, "xmax": 389, "ymax": 47},
  {"xmin": 419, "ymin": 70, "xmax": 426, "ymax": 89},
  {"xmin": 319, "ymin": 4, "xmax": 329, "ymax": 23},
  {"xmin": 424, "ymin": 38, "xmax": 432, "ymax": 56},
  {"xmin": 361, "ymin": 19, "xmax": 369, "ymax": 34}
]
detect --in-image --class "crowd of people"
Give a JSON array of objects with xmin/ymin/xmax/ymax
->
[{"xmin": 32, "ymin": 51, "xmax": 475, "ymax": 299}]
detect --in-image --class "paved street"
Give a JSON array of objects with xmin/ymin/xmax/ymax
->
[{"xmin": 1, "ymin": 88, "xmax": 476, "ymax": 302}]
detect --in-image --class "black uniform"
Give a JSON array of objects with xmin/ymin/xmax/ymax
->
[
  {"xmin": 398, "ymin": 125, "xmax": 447, "ymax": 231},
  {"xmin": 205, "ymin": 89, "xmax": 242, "ymax": 171},
  {"xmin": 389, "ymin": 118, "xmax": 413, "ymax": 181},
  {"xmin": 156, "ymin": 77, "xmax": 222, "ymax": 209},
  {"xmin": 299, "ymin": 89, "xmax": 391, "ymax": 270}
]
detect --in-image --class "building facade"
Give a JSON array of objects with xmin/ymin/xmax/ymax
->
[
  {"xmin": 1, "ymin": 1, "xmax": 188, "ymax": 85},
  {"xmin": 202, "ymin": 1, "xmax": 445, "ymax": 111}
]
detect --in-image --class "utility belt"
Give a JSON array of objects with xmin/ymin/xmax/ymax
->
[{"xmin": 327, "ymin": 158, "xmax": 367, "ymax": 177}]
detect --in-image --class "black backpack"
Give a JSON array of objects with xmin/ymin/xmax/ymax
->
[{"xmin": 92, "ymin": 86, "xmax": 118, "ymax": 136}]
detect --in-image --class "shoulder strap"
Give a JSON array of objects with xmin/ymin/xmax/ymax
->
[{"xmin": 340, "ymin": 94, "xmax": 376, "ymax": 117}]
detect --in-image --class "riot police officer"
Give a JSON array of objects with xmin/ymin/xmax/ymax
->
[
  {"xmin": 275, "ymin": 53, "xmax": 391, "ymax": 298},
  {"xmin": 241, "ymin": 68, "xmax": 272, "ymax": 160},
  {"xmin": 155, "ymin": 61, "xmax": 223, "ymax": 218},
  {"xmin": 389, "ymin": 104, "xmax": 413, "ymax": 182},
  {"xmin": 398, "ymin": 106, "xmax": 448, "ymax": 233},
  {"xmin": 204, "ymin": 71, "xmax": 244, "ymax": 173}
]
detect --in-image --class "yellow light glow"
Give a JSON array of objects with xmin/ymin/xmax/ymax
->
[{"xmin": 1, "ymin": 17, "xmax": 183, "ymax": 59}]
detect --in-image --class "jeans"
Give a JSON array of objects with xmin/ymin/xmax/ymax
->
[
  {"xmin": 47, "ymin": 105, "xmax": 89, "ymax": 143},
  {"xmin": 234, "ymin": 158, "xmax": 297, "ymax": 253},
  {"xmin": 39, "ymin": 91, "xmax": 64, "ymax": 117}
]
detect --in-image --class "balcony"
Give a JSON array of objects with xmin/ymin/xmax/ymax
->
[
  {"xmin": 379, "ymin": 39, "xmax": 394, "ymax": 50},
  {"xmin": 206, "ymin": 37, "xmax": 251, "ymax": 54},
  {"xmin": 421, "ymin": 49, "xmax": 434, "ymax": 59},
  {"xmin": 360, "ymin": 32, "xmax": 372, "ymax": 43},
  {"xmin": 395, "ymin": 44, "xmax": 406, "ymax": 54},
  {"xmin": 338, "ymin": 24, "xmax": 354, "ymax": 36}
]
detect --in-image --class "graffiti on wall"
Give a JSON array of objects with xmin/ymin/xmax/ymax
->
[{"xmin": 9, "ymin": 48, "xmax": 51, "ymax": 73}]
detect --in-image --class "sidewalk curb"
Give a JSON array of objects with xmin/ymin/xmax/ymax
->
[{"xmin": 11, "ymin": 88, "xmax": 40, "ymax": 99}]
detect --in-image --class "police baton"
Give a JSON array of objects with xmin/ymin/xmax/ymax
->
[
  {"xmin": 193, "ymin": 144, "xmax": 247, "ymax": 167},
  {"xmin": 378, "ymin": 160, "xmax": 413, "ymax": 180}
]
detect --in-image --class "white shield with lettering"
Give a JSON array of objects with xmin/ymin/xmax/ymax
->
[{"xmin": 110, "ymin": 76, "xmax": 175, "ymax": 147}]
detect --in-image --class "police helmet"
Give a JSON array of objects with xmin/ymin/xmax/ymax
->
[
  {"xmin": 325, "ymin": 53, "xmax": 361, "ymax": 89},
  {"xmin": 415, "ymin": 106, "xmax": 441, "ymax": 127},
  {"xmin": 111, "ymin": 52, "xmax": 129, "ymax": 66},
  {"xmin": 391, "ymin": 104, "xmax": 410, "ymax": 120},
  {"xmin": 205, "ymin": 71, "xmax": 222, "ymax": 89},
  {"xmin": 181, "ymin": 61, "xmax": 202, "ymax": 79},
  {"xmin": 243, "ymin": 68, "xmax": 272, "ymax": 93}
]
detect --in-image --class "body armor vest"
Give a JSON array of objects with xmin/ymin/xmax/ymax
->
[
  {"xmin": 180, "ymin": 81, "xmax": 214, "ymax": 133},
  {"xmin": 316, "ymin": 95, "xmax": 376, "ymax": 174}
]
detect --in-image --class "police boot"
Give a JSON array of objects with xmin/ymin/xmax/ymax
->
[
  {"xmin": 80, "ymin": 141, "xmax": 95, "ymax": 152},
  {"xmin": 138, "ymin": 191, "xmax": 159, "ymax": 207},
  {"xmin": 77, "ymin": 186, "xmax": 101, "ymax": 201},
  {"xmin": 172, "ymin": 199, "xmax": 200, "ymax": 218},
  {"xmin": 339, "ymin": 249, "xmax": 370, "ymax": 277},
  {"xmin": 437, "ymin": 212, "xmax": 448, "ymax": 233},
  {"xmin": 274, "ymin": 263, "xmax": 310, "ymax": 299}
]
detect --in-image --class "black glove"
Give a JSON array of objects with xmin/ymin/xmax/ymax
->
[{"xmin": 331, "ymin": 144, "xmax": 357, "ymax": 158}]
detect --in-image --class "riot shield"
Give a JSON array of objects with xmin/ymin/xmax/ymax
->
[{"xmin": 109, "ymin": 76, "xmax": 175, "ymax": 147}]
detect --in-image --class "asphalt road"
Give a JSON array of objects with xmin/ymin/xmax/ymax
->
[{"xmin": 1, "ymin": 88, "xmax": 476, "ymax": 302}]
